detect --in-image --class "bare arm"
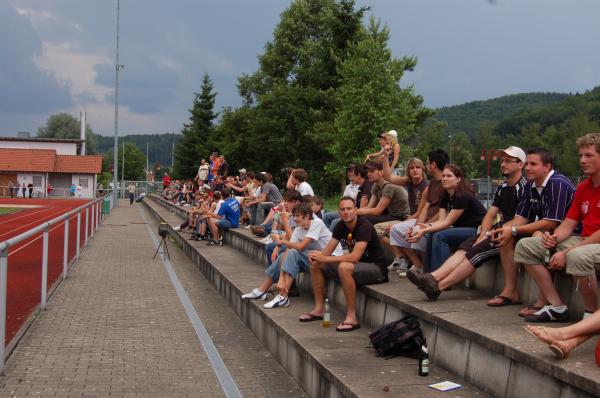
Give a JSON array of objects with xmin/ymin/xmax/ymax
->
[
  {"xmin": 311, "ymin": 241, "xmax": 367, "ymax": 264},
  {"xmin": 357, "ymin": 196, "xmax": 391, "ymax": 216}
]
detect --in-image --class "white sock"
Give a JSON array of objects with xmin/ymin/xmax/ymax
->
[{"xmin": 551, "ymin": 305, "xmax": 567, "ymax": 312}]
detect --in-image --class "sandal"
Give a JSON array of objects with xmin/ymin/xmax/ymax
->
[
  {"xmin": 518, "ymin": 305, "xmax": 543, "ymax": 318},
  {"xmin": 298, "ymin": 312, "xmax": 323, "ymax": 322},
  {"xmin": 487, "ymin": 295, "xmax": 522, "ymax": 307},
  {"xmin": 523, "ymin": 325, "xmax": 553, "ymax": 345},
  {"xmin": 336, "ymin": 322, "xmax": 361, "ymax": 332}
]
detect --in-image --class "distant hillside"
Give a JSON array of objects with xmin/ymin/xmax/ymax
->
[
  {"xmin": 432, "ymin": 92, "xmax": 571, "ymax": 138},
  {"xmin": 96, "ymin": 133, "xmax": 180, "ymax": 168}
]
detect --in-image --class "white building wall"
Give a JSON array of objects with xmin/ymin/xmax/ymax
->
[
  {"xmin": 15, "ymin": 172, "xmax": 47, "ymax": 198},
  {"xmin": 0, "ymin": 141, "xmax": 77, "ymax": 155},
  {"xmin": 71, "ymin": 174, "xmax": 96, "ymax": 198}
]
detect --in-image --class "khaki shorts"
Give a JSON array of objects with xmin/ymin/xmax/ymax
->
[
  {"xmin": 374, "ymin": 220, "xmax": 403, "ymax": 237},
  {"xmin": 514, "ymin": 236, "xmax": 600, "ymax": 277}
]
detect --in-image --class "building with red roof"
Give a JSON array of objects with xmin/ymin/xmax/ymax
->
[{"xmin": 0, "ymin": 138, "xmax": 102, "ymax": 199}]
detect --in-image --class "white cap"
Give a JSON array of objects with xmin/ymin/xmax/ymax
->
[
  {"xmin": 238, "ymin": 168, "xmax": 247, "ymax": 174},
  {"xmin": 385, "ymin": 130, "xmax": 398, "ymax": 139},
  {"xmin": 497, "ymin": 146, "xmax": 526, "ymax": 163}
]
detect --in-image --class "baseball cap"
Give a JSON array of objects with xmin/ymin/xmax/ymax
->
[
  {"xmin": 365, "ymin": 160, "xmax": 383, "ymax": 170},
  {"xmin": 238, "ymin": 168, "xmax": 247, "ymax": 173},
  {"xmin": 385, "ymin": 130, "xmax": 398, "ymax": 140},
  {"xmin": 496, "ymin": 146, "xmax": 526, "ymax": 163}
]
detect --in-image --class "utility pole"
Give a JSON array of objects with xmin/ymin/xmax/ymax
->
[
  {"xmin": 146, "ymin": 142, "xmax": 149, "ymax": 180},
  {"xmin": 112, "ymin": 0, "xmax": 122, "ymax": 206},
  {"xmin": 121, "ymin": 139, "xmax": 125, "ymax": 198},
  {"xmin": 171, "ymin": 142, "xmax": 174, "ymax": 169}
]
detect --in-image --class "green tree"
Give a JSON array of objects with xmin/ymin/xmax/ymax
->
[
  {"xmin": 229, "ymin": 0, "xmax": 368, "ymax": 192},
  {"xmin": 37, "ymin": 112, "xmax": 98, "ymax": 154},
  {"xmin": 332, "ymin": 17, "xmax": 431, "ymax": 176},
  {"xmin": 103, "ymin": 141, "xmax": 146, "ymax": 181},
  {"xmin": 173, "ymin": 73, "xmax": 217, "ymax": 179}
]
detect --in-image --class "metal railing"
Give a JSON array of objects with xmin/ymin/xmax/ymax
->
[
  {"xmin": 116, "ymin": 180, "xmax": 162, "ymax": 199},
  {"xmin": 0, "ymin": 194, "xmax": 109, "ymax": 372}
]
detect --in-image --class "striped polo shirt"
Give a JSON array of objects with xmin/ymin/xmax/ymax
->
[{"xmin": 516, "ymin": 170, "xmax": 576, "ymax": 222}]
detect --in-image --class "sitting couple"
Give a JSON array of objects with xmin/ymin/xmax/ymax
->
[{"xmin": 242, "ymin": 197, "xmax": 388, "ymax": 332}]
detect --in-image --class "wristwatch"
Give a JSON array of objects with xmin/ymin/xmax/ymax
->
[{"xmin": 511, "ymin": 226, "xmax": 518, "ymax": 237}]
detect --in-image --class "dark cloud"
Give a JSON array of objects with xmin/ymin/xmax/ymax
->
[
  {"xmin": 94, "ymin": 58, "xmax": 179, "ymax": 114},
  {"xmin": 0, "ymin": 3, "xmax": 73, "ymax": 114}
]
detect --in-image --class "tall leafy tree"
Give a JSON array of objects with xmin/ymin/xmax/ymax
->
[
  {"xmin": 103, "ymin": 141, "xmax": 146, "ymax": 181},
  {"xmin": 173, "ymin": 73, "xmax": 217, "ymax": 179},
  {"xmin": 332, "ymin": 17, "xmax": 432, "ymax": 175},
  {"xmin": 37, "ymin": 112, "xmax": 98, "ymax": 154}
]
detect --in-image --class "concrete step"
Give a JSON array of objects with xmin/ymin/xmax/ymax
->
[
  {"xmin": 144, "ymin": 197, "xmax": 490, "ymax": 398},
  {"xmin": 148, "ymin": 195, "xmax": 600, "ymax": 398}
]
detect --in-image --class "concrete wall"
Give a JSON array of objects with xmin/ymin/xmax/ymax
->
[{"xmin": 0, "ymin": 141, "xmax": 77, "ymax": 155}]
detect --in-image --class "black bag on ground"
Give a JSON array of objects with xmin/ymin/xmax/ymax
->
[{"xmin": 369, "ymin": 315, "xmax": 426, "ymax": 359}]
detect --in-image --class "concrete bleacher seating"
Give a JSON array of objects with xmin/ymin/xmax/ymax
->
[{"xmin": 146, "ymin": 194, "xmax": 600, "ymax": 398}]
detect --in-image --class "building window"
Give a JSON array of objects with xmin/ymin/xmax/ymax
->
[
  {"xmin": 79, "ymin": 178, "xmax": 89, "ymax": 188},
  {"xmin": 33, "ymin": 176, "xmax": 42, "ymax": 187}
]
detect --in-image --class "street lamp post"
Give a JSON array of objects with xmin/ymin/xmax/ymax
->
[
  {"xmin": 480, "ymin": 148, "xmax": 497, "ymax": 207},
  {"xmin": 112, "ymin": 0, "xmax": 121, "ymax": 206}
]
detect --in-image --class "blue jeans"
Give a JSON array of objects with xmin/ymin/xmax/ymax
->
[
  {"xmin": 266, "ymin": 242, "xmax": 286, "ymax": 266},
  {"xmin": 425, "ymin": 227, "xmax": 477, "ymax": 272},
  {"xmin": 323, "ymin": 211, "xmax": 339, "ymax": 228},
  {"xmin": 250, "ymin": 202, "xmax": 275, "ymax": 225},
  {"xmin": 265, "ymin": 249, "xmax": 310, "ymax": 282}
]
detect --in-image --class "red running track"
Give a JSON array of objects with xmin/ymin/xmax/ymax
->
[{"xmin": 0, "ymin": 198, "xmax": 99, "ymax": 346}]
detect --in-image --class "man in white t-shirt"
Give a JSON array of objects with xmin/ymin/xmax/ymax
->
[
  {"xmin": 241, "ymin": 203, "xmax": 342, "ymax": 308},
  {"xmin": 286, "ymin": 168, "xmax": 314, "ymax": 196}
]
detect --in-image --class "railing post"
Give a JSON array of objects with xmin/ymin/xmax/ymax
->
[
  {"xmin": 84, "ymin": 208, "xmax": 89, "ymax": 247},
  {"xmin": 0, "ymin": 247, "xmax": 8, "ymax": 373},
  {"xmin": 89, "ymin": 205, "xmax": 94, "ymax": 239},
  {"xmin": 63, "ymin": 218, "xmax": 69, "ymax": 280},
  {"xmin": 41, "ymin": 226, "xmax": 49, "ymax": 310},
  {"xmin": 76, "ymin": 212, "xmax": 81, "ymax": 260}
]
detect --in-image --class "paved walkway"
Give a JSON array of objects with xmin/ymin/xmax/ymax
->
[{"xmin": 0, "ymin": 200, "xmax": 305, "ymax": 397}]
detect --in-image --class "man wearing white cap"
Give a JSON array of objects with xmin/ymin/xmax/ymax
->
[{"xmin": 406, "ymin": 146, "xmax": 528, "ymax": 303}]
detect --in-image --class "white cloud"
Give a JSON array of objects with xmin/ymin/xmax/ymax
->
[{"xmin": 33, "ymin": 41, "xmax": 112, "ymax": 103}]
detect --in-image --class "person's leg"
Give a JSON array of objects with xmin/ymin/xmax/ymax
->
[
  {"xmin": 303, "ymin": 261, "xmax": 328, "ymax": 317},
  {"xmin": 338, "ymin": 262, "xmax": 358, "ymax": 326},
  {"xmin": 249, "ymin": 204, "xmax": 258, "ymax": 225},
  {"xmin": 323, "ymin": 211, "xmax": 339, "ymax": 228},
  {"xmin": 438, "ymin": 259, "xmax": 476, "ymax": 291},
  {"xmin": 566, "ymin": 243, "xmax": 600, "ymax": 313},
  {"xmin": 277, "ymin": 249, "xmax": 310, "ymax": 297},
  {"xmin": 389, "ymin": 220, "xmax": 418, "ymax": 266},
  {"xmin": 427, "ymin": 228, "xmax": 477, "ymax": 272},
  {"xmin": 431, "ymin": 250, "xmax": 467, "ymax": 282},
  {"xmin": 515, "ymin": 237, "xmax": 565, "ymax": 307},
  {"xmin": 208, "ymin": 219, "xmax": 220, "ymax": 240},
  {"xmin": 491, "ymin": 241, "xmax": 521, "ymax": 303},
  {"xmin": 527, "ymin": 309, "xmax": 600, "ymax": 343},
  {"xmin": 329, "ymin": 217, "xmax": 341, "ymax": 233}
]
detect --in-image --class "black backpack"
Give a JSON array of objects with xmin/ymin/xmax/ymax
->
[{"xmin": 369, "ymin": 315, "xmax": 426, "ymax": 359}]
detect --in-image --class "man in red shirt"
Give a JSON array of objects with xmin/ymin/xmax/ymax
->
[
  {"xmin": 516, "ymin": 133, "xmax": 600, "ymax": 322},
  {"xmin": 163, "ymin": 173, "xmax": 171, "ymax": 190}
]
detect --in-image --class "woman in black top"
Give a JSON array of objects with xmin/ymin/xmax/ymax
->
[{"xmin": 409, "ymin": 164, "xmax": 486, "ymax": 272}]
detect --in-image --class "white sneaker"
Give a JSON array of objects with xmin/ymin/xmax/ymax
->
[
  {"xmin": 398, "ymin": 263, "xmax": 419, "ymax": 278},
  {"xmin": 263, "ymin": 294, "xmax": 289, "ymax": 309},
  {"xmin": 259, "ymin": 236, "xmax": 273, "ymax": 244},
  {"xmin": 173, "ymin": 226, "xmax": 181, "ymax": 231},
  {"xmin": 241, "ymin": 288, "xmax": 268, "ymax": 300}
]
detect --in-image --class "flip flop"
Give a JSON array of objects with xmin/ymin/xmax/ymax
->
[
  {"xmin": 523, "ymin": 325, "xmax": 553, "ymax": 345},
  {"xmin": 335, "ymin": 322, "xmax": 361, "ymax": 332},
  {"xmin": 487, "ymin": 295, "xmax": 523, "ymax": 307},
  {"xmin": 518, "ymin": 305, "xmax": 544, "ymax": 318},
  {"xmin": 298, "ymin": 313, "xmax": 323, "ymax": 322}
]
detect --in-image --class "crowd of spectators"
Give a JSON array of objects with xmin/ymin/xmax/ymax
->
[{"xmin": 162, "ymin": 133, "xmax": 600, "ymax": 360}]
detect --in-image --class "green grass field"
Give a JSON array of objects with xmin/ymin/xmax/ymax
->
[{"xmin": 0, "ymin": 208, "xmax": 21, "ymax": 216}]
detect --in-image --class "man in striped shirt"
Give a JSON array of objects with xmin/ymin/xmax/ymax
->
[{"xmin": 511, "ymin": 148, "xmax": 577, "ymax": 322}]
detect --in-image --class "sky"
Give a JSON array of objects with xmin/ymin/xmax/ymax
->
[{"xmin": 1, "ymin": 0, "xmax": 599, "ymax": 137}]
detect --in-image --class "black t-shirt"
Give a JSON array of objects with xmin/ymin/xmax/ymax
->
[
  {"xmin": 357, "ymin": 180, "xmax": 373, "ymax": 209},
  {"xmin": 439, "ymin": 190, "xmax": 486, "ymax": 228},
  {"xmin": 218, "ymin": 161, "xmax": 229, "ymax": 176},
  {"xmin": 333, "ymin": 216, "xmax": 387, "ymax": 272},
  {"xmin": 491, "ymin": 176, "xmax": 527, "ymax": 221},
  {"xmin": 407, "ymin": 179, "xmax": 428, "ymax": 215}
]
